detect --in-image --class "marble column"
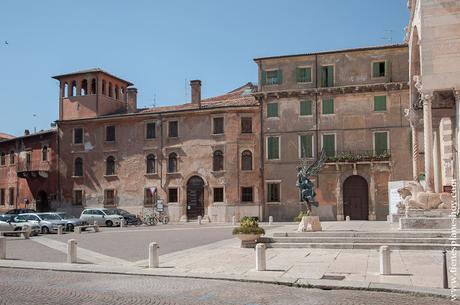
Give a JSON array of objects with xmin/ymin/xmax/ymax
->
[
  {"xmin": 422, "ymin": 93, "xmax": 434, "ymax": 192},
  {"xmin": 335, "ymin": 165, "xmax": 344, "ymax": 221},
  {"xmin": 433, "ymin": 129, "xmax": 442, "ymax": 193},
  {"xmin": 369, "ymin": 164, "xmax": 377, "ymax": 221},
  {"xmin": 407, "ymin": 108, "xmax": 421, "ymax": 181}
]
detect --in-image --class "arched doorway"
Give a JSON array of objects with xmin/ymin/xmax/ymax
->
[
  {"xmin": 343, "ymin": 175, "xmax": 369, "ymax": 220},
  {"xmin": 36, "ymin": 190, "xmax": 49, "ymax": 212},
  {"xmin": 186, "ymin": 176, "xmax": 205, "ymax": 219}
]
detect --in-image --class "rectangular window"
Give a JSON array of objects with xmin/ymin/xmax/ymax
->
[
  {"xmin": 8, "ymin": 187, "xmax": 14, "ymax": 205},
  {"xmin": 267, "ymin": 102, "xmax": 278, "ymax": 118},
  {"xmin": 168, "ymin": 121, "xmax": 178, "ymax": 138},
  {"xmin": 322, "ymin": 134, "xmax": 336, "ymax": 157},
  {"xmin": 0, "ymin": 189, "xmax": 4, "ymax": 205},
  {"xmin": 104, "ymin": 189, "xmax": 115, "ymax": 206},
  {"xmin": 73, "ymin": 190, "xmax": 83, "ymax": 206},
  {"xmin": 168, "ymin": 188, "xmax": 178, "ymax": 203},
  {"xmin": 372, "ymin": 61, "xmax": 386, "ymax": 78},
  {"xmin": 320, "ymin": 65, "xmax": 334, "ymax": 87},
  {"xmin": 374, "ymin": 96, "xmax": 387, "ymax": 112},
  {"xmin": 296, "ymin": 67, "xmax": 312, "ymax": 83},
  {"xmin": 241, "ymin": 187, "xmax": 253, "ymax": 203},
  {"xmin": 213, "ymin": 187, "xmax": 224, "ymax": 202},
  {"xmin": 146, "ymin": 122, "xmax": 156, "ymax": 139},
  {"xmin": 299, "ymin": 134, "xmax": 313, "ymax": 158},
  {"xmin": 106, "ymin": 125, "xmax": 116, "ymax": 142},
  {"xmin": 262, "ymin": 70, "xmax": 282, "ymax": 85},
  {"xmin": 267, "ymin": 136, "xmax": 280, "ymax": 160},
  {"xmin": 144, "ymin": 188, "xmax": 154, "ymax": 206},
  {"xmin": 322, "ymin": 98, "xmax": 334, "ymax": 115},
  {"xmin": 299, "ymin": 100, "xmax": 312, "ymax": 116},
  {"xmin": 74, "ymin": 128, "xmax": 83, "ymax": 144},
  {"xmin": 241, "ymin": 117, "xmax": 252, "ymax": 134},
  {"xmin": 213, "ymin": 117, "xmax": 224, "ymax": 134},
  {"xmin": 374, "ymin": 132, "xmax": 389, "ymax": 155},
  {"xmin": 267, "ymin": 183, "xmax": 280, "ymax": 202}
]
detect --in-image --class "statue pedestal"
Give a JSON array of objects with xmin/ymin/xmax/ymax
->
[{"xmin": 297, "ymin": 216, "xmax": 322, "ymax": 232}]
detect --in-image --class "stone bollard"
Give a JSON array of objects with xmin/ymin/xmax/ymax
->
[
  {"xmin": 197, "ymin": 215, "xmax": 202, "ymax": 225},
  {"xmin": 93, "ymin": 221, "xmax": 98, "ymax": 226},
  {"xmin": 149, "ymin": 242, "xmax": 159, "ymax": 268},
  {"xmin": 232, "ymin": 216, "xmax": 236, "ymax": 225},
  {"xmin": 255, "ymin": 243, "xmax": 266, "ymax": 271},
  {"xmin": 269, "ymin": 216, "xmax": 273, "ymax": 226},
  {"xmin": 23, "ymin": 226, "xmax": 31, "ymax": 239},
  {"xmin": 57, "ymin": 225, "xmax": 63, "ymax": 235},
  {"xmin": 0, "ymin": 237, "xmax": 6, "ymax": 259},
  {"xmin": 120, "ymin": 220, "xmax": 124, "ymax": 228},
  {"xmin": 67, "ymin": 239, "xmax": 77, "ymax": 263},
  {"xmin": 379, "ymin": 246, "xmax": 391, "ymax": 275},
  {"xmin": 345, "ymin": 216, "xmax": 350, "ymax": 222},
  {"xmin": 75, "ymin": 227, "xmax": 81, "ymax": 234},
  {"xmin": 94, "ymin": 224, "xmax": 100, "ymax": 232}
]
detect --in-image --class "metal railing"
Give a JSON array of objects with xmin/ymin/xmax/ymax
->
[
  {"xmin": 326, "ymin": 150, "xmax": 391, "ymax": 162},
  {"xmin": 17, "ymin": 161, "xmax": 51, "ymax": 173}
]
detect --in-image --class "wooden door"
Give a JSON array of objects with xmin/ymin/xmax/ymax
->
[
  {"xmin": 186, "ymin": 176, "xmax": 204, "ymax": 219},
  {"xmin": 343, "ymin": 175, "xmax": 369, "ymax": 220}
]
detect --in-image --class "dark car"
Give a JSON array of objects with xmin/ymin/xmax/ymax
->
[
  {"xmin": 107, "ymin": 208, "xmax": 141, "ymax": 225},
  {"xmin": 0, "ymin": 214, "xmax": 17, "ymax": 222},
  {"xmin": 6, "ymin": 209, "xmax": 36, "ymax": 215}
]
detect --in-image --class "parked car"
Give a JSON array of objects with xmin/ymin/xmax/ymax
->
[
  {"xmin": 16, "ymin": 213, "xmax": 67, "ymax": 234},
  {"xmin": 0, "ymin": 214, "xmax": 41, "ymax": 236},
  {"xmin": 51, "ymin": 212, "xmax": 86, "ymax": 231},
  {"xmin": 6, "ymin": 208, "xmax": 36, "ymax": 215},
  {"xmin": 80, "ymin": 208, "xmax": 124, "ymax": 227},
  {"xmin": 106, "ymin": 208, "xmax": 141, "ymax": 225},
  {"xmin": 0, "ymin": 219, "xmax": 18, "ymax": 236}
]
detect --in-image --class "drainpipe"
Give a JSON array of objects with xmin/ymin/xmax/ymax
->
[
  {"xmin": 315, "ymin": 54, "xmax": 320, "ymax": 187},
  {"xmin": 259, "ymin": 94, "xmax": 265, "ymax": 221},
  {"xmin": 160, "ymin": 113, "xmax": 164, "ymax": 196}
]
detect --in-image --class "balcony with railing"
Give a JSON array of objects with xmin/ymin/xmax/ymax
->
[
  {"xmin": 325, "ymin": 150, "xmax": 391, "ymax": 163},
  {"xmin": 17, "ymin": 160, "xmax": 51, "ymax": 178}
]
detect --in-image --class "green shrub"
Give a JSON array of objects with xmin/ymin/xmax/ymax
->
[
  {"xmin": 294, "ymin": 211, "xmax": 309, "ymax": 222},
  {"xmin": 232, "ymin": 216, "xmax": 265, "ymax": 235}
]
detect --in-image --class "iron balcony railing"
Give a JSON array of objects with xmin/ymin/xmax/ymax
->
[
  {"xmin": 17, "ymin": 160, "xmax": 51, "ymax": 173},
  {"xmin": 325, "ymin": 150, "xmax": 391, "ymax": 163}
]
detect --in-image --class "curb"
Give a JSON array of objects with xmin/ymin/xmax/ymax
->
[{"xmin": 0, "ymin": 260, "xmax": 450, "ymax": 299}]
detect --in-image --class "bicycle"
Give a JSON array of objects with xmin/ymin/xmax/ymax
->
[
  {"xmin": 141, "ymin": 212, "xmax": 158, "ymax": 226},
  {"xmin": 154, "ymin": 210, "xmax": 169, "ymax": 224}
]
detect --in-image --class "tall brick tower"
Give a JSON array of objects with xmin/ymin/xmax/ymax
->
[{"xmin": 53, "ymin": 68, "xmax": 135, "ymax": 120}]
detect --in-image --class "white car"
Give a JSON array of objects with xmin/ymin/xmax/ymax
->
[{"xmin": 80, "ymin": 208, "xmax": 124, "ymax": 227}]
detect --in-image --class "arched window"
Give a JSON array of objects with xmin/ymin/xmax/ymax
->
[
  {"xmin": 0, "ymin": 152, "xmax": 5, "ymax": 166},
  {"xmin": 146, "ymin": 154, "xmax": 156, "ymax": 174},
  {"xmin": 241, "ymin": 150, "xmax": 252, "ymax": 171},
  {"xmin": 9, "ymin": 151, "xmax": 15, "ymax": 165},
  {"xmin": 74, "ymin": 158, "xmax": 83, "ymax": 177},
  {"xmin": 106, "ymin": 156, "xmax": 115, "ymax": 175},
  {"xmin": 81, "ymin": 79, "xmax": 88, "ymax": 96},
  {"xmin": 102, "ymin": 80, "xmax": 106, "ymax": 95},
  {"xmin": 213, "ymin": 150, "xmax": 224, "ymax": 172},
  {"xmin": 91, "ymin": 78, "xmax": 97, "ymax": 94},
  {"xmin": 71, "ymin": 81, "xmax": 77, "ymax": 96},
  {"xmin": 42, "ymin": 146, "xmax": 48, "ymax": 162},
  {"xmin": 64, "ymin": 82, "xmax": 69, "ymax": 97},
  {"xmin": 168, "ymin": 153, "xmax": 177, "ymax": 173},
  {"xmin": 115, "ymin": 85, "xmax": 119, "ymax": 100},
  {"xmin": 108, "ymin": 82, "xmax": 113, "ymax": 98}
]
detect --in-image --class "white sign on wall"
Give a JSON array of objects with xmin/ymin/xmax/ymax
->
[{"xmin": 388, "ymin": 181, "xmax": 412, "ymax": 215}]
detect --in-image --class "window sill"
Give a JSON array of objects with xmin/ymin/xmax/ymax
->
[
  {"xmin": 166, "ymin": 172, "xmax": 181, "ymax": 176},
  {"xmin": 297, "ymin": 81, "xmax": 313, "ymax": 84},
  {"xmin": 104, "ymin": 141, "xmax": 116, "ymax": 144},
  {"xmin": 240, "ymin": 132, "xmax": 253, "ymax": 135},
  {"xmin": 321, "ymin": 113, "xmax": 335, "ymax": 116},
  {"xmin": 71, "ymin": 176, "xmax": 83, "ymax": 179},
  {"xmin": 103, "ymin": 175, "xmax": 118, "ymax": 178},
  {"xmin": 266, "ymin": 116, "xmax": 280, "ymax": 120},
  {"xmin": 211, "ymin": 170, "xmax": 225, "ymax": 176},
  {"xmin": 299, "ymin": 115, "xmax": 313, "ymax": 118},
  {"xmin": 266, "ymin": 201, "xmax": 282, "ymax": 205},
  {"xmin": 145, "ymin": 173, "xmax": 159, "ymax": 177}
]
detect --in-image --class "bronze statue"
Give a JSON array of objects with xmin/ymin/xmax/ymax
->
[{"xmin": 296, "ymin": 149, "xmax": 327, "ymax": 216}]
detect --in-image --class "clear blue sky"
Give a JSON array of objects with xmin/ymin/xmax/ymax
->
[{"xmin": 0, "ymin": 0, "xmax": 409, "ymax": 136}]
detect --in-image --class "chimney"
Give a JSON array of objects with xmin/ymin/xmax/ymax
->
[
  {"xmin": 190, "ymin": 80, "xmax": 201, "ymax": 107},
  {"xmin": 24, "ymin": 129, "xmax": 30, "ymax": 136},
  {"xmin": 126, "ymin": 87, "xmax": 138, "ymax": 113}
]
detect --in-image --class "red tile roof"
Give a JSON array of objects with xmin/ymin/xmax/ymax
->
[
  {"xmin": 139, "ymin": 83, "xmax": 258, "ymax": 114},
  {"xmin": 0, "ymin": 132, "xmax": 15, "ymax": 140}
]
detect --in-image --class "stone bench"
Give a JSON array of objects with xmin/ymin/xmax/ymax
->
[{"xmin": 74, "ymin": 224, "xmax": 99, "ymax": 234}]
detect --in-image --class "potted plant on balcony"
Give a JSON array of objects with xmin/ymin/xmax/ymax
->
[{"xmin": 232, "ymin": 216, "xmax": 265, "ymax": 242}]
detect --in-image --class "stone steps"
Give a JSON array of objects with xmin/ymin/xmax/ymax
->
[
  {"xmin": 266, "ymin": 242, "xmax": 458, "ymax": 250},
  {"xmin": 272, "ymin": 232, "xmax": 453, "ymax": 238},
  {"xmin": 266, "ymin": 237, "xmax": 460, "ymax": 244}
]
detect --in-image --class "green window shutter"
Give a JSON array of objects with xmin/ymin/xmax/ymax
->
[
  {"xmin": 372, "ymin": 62, "xmax": 379, "ymax": 77},
  {"xmin": 374, "ymin": 96, "xmax": 387, "ymax": 111},
  {"xmin": 327, "ymin": 66, "xmax": 334, "ymax": 86},
  {"xmin": 267, "ymin": 137, "xmax": 279, "ymax": 159},
  {"xmin": 374, "ymin": 132, "xmax": 388, "ymax": 155},
  {"xmin": 267, "ymin": 103, "xmax": 278, "ymax": 118},
  {"xmin": 305, "ymin": 68, "xmax": 311, "ymax": 82},
  {"xmin": 322, "ymin": 98, "xmax": 334, "ymax": 114},
  {"xmin": 295, "ymin": 68, "xmax": 301, "ymax": 82},
  {"xmin": 300, "ymin": 100, "xmax": 312, "ymax": 116},
  {"xmin": 321, "ymin": 67, "xmax": 327, "ymax": 87},
  {"xmin": 277, "ymin": 70, "xmax": 283, "ymax": 84},
  {"xmin": 323, "ymin": 134, "xmax": 335, "ymax": 157},
  {"xmin": 300, "ymin": 135, "xmax": 313, "ymax": 158},
  {"xmin": 261, "ymin": 71, "xmax": 267, "ymax": 85}
]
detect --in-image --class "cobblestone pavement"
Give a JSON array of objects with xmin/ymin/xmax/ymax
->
[{"xmin": 0, "ymin": 268, "xmax": 455, "ymax": 305}]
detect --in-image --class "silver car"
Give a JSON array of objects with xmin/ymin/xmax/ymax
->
[
  {"xmin": 80, "ymin": 208, "xmax": 124, "ymax": 227},
  {"xmin": 52, "ymin": 212, "xmax": 85, "ymax": 231},
  {"xmin": 0, "ymin": 215, "xmax": 40, "ymax": 236},
  {"xmin": 16, "ymin": 213, "xmax": 67, "ymax": 234}
]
